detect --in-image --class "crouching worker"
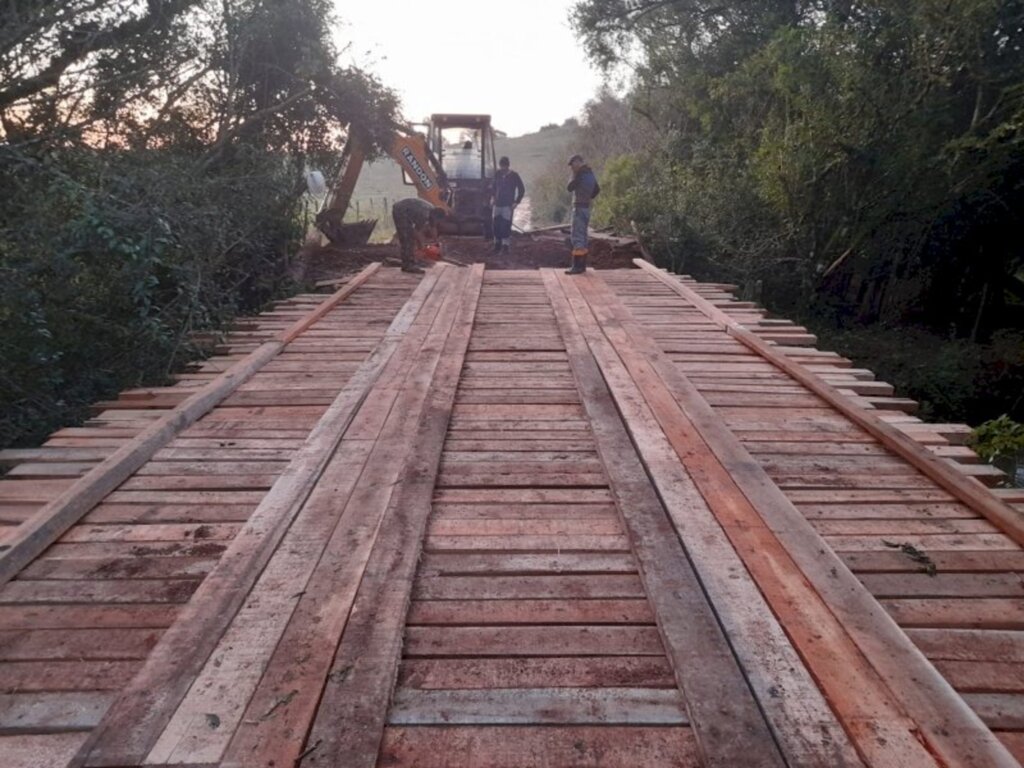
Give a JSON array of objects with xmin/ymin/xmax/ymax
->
[
  {"xmin": 392, "ymin": 198, "xmax": 447, "ymax": 273},
  {"xmin": 565, "ymin": 154, "xmax": 600, "ymax": 275}
]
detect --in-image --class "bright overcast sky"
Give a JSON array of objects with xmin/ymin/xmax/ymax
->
[{"xmin": 334, "ymin": 1, "xmax": 606, "ymax": 137}]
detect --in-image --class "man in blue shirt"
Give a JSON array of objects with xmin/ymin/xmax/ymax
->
[
  {"xmin": 566, "ymin": 154, "xmax": 599, "ymax": 274},
  {"xmin": 491, "ymin": 156, "xmax": 525, "ymax": 253}
]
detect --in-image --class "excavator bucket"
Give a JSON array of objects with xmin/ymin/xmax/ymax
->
[{"xmin": 315, "ymin": 209, "xmax": 377, "ymax": 246}]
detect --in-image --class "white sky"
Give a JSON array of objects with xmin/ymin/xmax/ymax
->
[{"xmin": 333, "ymin": 0, "xmax": 606, "ymax": 137}]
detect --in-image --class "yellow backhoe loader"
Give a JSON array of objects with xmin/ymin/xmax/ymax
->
[{"xmin": 314, "ymin": 114, "xmax": 497, "ymax": 245}]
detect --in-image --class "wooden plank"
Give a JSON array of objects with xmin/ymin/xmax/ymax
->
[
  {"xmin": 813, "ymin": 519, "xmax": 996, "ymax": 535},
  {"xmin": 634, "ymin": 260, "xmax": 1024, "ymax": 545},
  {"xmin": 404, "ymin": 626, "xmax": 664, "ymax": 656},
  {"xmin": 407, "ymin": 599, "xmax": 654, "ymax": 625},
  {"xmin": 42, "ymin": 541, "xmax": 228, "ymax": 560},
  {"xmin": 215, "ymin": 267, "xmax": 481, "ymax": 768},
  {"xmin": 58, "ymin": 522, "xmax": 240, "ymax": 543},
  {"xmin": 435, "ymin": 471, "xmax": 607, "ymax": 487},
  {"xmin": 143, "ymin": 268, "xmax": 463, "ymax": 765},
  {"xmin": 377, "ymin": 726, "xmax": 700, "ymax": 768},
  {"xmin": 424, "ymin": 534, "xmax": 630, "ymax": 552},
  {"xmin": 859, "ymin": 573, "xmax": 1024, "ymax": 598},
  {"xmin": 431, "ymin": 489, "xmax": 613, "ymax": 504},
  {"xmin": 0, "ymin": 579, "xmax": 198, "ymax": 604},
  {"xmin": 800, "ymin": 502, "xmax": 977, "ymax": 520},
  {"xmin": 0, "ymin": 605, "xmax": 177, "ymax": 630},
  {"xmin": 0, "ymin": 481, "xmax": 74, "ymax": 503},
  {"xmin": 581, "ymin": 271, "xmax": 1007, "ymax": 766},
  {"xmin": 397, "ymin": 657, "xmax": 676, "ymax": 690},
  {"xmin": 824, "ymin": 534, "xmax": 1018, "ymax": 552},
  {"xmin": 998, "ymin": 732, "xmax": 1024, "ymax": 763},
  {"xmin": 906, "ymin": 629, "xmax": 1024, "ymax": 662},
  {"xmin": 845, "ymin": 551, "xmax": 1024, "ymax": 573},
  {"xmin": 0, "ymin": 733, "xmax": 89, "ymax": 768},
  {"xmin": 427, "ymin": 519, "xmax": 621, "ymax": 536},
  {"xmin": 0, "ymin": 692, "xmax": 113, "ymax": 732},
  {"xmin": 387, "ymin": 688, "xmax": 687, "ymax": 726},
  {"xmin": 963, "ymin": 694, "xmax": 1024, "ymax": 729},
  {"xmin": 19, "ymin": 556, "xmax": 215, "ymax": 580},
  {"xmin": 75, "ymin": 267, "xmax": 446, "ymax": 768},
  {"xmin": 546, "ymin": 271, "xmax": 836, "ymax": 765},
  {"xmin": 0, "ymin": 660, "xmax": 139, "ymax": 692},
  {"xmin": 0, "ymin": 628, "xmax": 159, "ymax": 660},
  {"xmin": 933, "ymin": 660, "xmax": 1024, "ymax": 693},
  {"xmin": 419, "ymin": 552, "xmax": 634, "ymax": 575},
  {"xmin": 431, "ymin": 503, "xmax": 615, "ymax": 520},
  {"xmin": 559, "ymin": 273, "xmax": 873, "ymax": 766},
  {"xmin": 438, "ymin": 459, "xmax": 603, "ymax": 474},
  {"xmin": 0, "ymin": 263, "xmax": 383, "ymax": 588},
  {"xmin": 83, "ymin": 503, "xmax": 253, "ymax": 525},
  {"xmin": 413, "ymin": 574, "xmax": 644, "ymax": 600}
]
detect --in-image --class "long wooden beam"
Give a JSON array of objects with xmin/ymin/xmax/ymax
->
[
  {"xmin": 545, "ymin": 270, "xmax": 813, "ymax": 767},
  {"xmin": 296, "ymin": 265, "xmax": 484, "ymax": 768},
  {"xmin": 634, "ymin": 258, "xmax": 1024, "ymax": 547},
  {"xmin": 0, "ymin": 263, "xmax": 381, "ymax": 587},
  {"xmin": 67, "ymin": 263, "xmax": 451, "ymax": 768},
  {"xmin": 138, "ymin": 266, "xmax": 471, "ymax": 768},
  {"xmin": 599, "ymin": 268, "xmax": 1017, "ymax": 766}
]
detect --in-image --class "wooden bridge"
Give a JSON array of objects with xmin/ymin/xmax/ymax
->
[{"xmin": 1, "ymin": 261, "xmax": 1023, "ymax": 767}]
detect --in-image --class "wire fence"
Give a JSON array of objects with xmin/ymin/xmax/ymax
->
[{"xmin": 344, "ymin": 197, "xmax": 395, "ymax": 242}]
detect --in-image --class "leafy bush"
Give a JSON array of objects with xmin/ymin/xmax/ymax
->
[
  {"xmin": 813, "ymin": 325, "xmax": 1024, "ymax": 425},
  {"xmin": 970, "ymin": 415, "xmax": 1024, "ymax": 464},
  {"xmin": 0, "ymin": 1, "xmax": 400, "ymax": 449},
  {"xmin": 0, "ymin": 146, "xmax": 304, "ymax": 447}
]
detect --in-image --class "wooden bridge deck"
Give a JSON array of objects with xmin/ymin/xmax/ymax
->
[{"xmin": 1, "ymin": 262, "xmax": 1023, "ymax": 767}]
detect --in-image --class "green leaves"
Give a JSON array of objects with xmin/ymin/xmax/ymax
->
[
  {"xmin": 970, "ymin": 415, "xmax": 1024, "ymax": 464},
  {"xmin": 0, "ymin": 1, "xmax": 401, "ymax": 448},
  {"xmin": 572, "ymin": 0, "xmax": 1024, "ymax": 330}
]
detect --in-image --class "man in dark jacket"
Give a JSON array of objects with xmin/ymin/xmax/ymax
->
[
  {"xmin": 491, "ymin": 156, "xmax": 525, "ymax": 253},
  {"xmin": 566, "ymin": 154, "xmax": 599, "ymax": 274},
  {"xmin": 392, "ymin": 197, "xmax": 446, "ymax": 273}
]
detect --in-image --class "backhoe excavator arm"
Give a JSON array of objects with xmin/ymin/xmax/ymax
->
[
  {"xmin": 315, "ymin": 125, "xmax": 451, "ymax": 245},
  {"xmin": 389, "ymin": 131, "xmax": 451, "ymax": 213}
]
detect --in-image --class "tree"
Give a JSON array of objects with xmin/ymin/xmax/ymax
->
[
  {"xmin": 0, "ymin": 1, "xmax": 401, "ymax": 447},
  {"xmin": 571, "ymin": 0, "xmax": 1024, "ymax": 332}
]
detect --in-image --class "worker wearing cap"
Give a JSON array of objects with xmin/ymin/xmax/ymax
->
[
  {"xmin": 566, "ymin": 154, "xmax": 600, "ymax": 274},
  {"xmin": 392, "ymin": 198, "xmax": 446, "ymax": 274},
  {"xmin": 491, "ymin": 156, "xmax": 525, "ymax": 254}
]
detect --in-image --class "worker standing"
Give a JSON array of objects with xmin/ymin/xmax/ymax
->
[
  {"xmin": 491, "ymin": 156, "xmax": 525, "ymax": 254},
  {"xmin": 565, "ymin": 154, "xmax": 600, "ymax": 275},
  {"xmin": 391, "ymin": 198, "xmax": 447, "ymax": 274}
]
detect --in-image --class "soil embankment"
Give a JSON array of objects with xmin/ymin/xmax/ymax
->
[{"xmin": 300, "ymin": 230, "xmax": 642, "ymax": 284}]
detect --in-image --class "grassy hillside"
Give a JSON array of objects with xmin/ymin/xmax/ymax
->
[
  {"xmin": 341, "ymin": 124, "xmax": 578, "ymax": 239},
  {"xmin": 495, "ymin": 125, "xmax": 576, "ymax": 191}
]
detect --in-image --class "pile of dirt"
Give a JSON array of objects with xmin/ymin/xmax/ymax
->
[
  {"xmin": 297, "ymin": 228, "xmax": 644, "ymax": 285},
  {"xmin": 440, "ymin": 230, "xmax": 642, "ymax": 270}
]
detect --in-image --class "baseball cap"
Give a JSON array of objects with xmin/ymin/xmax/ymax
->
[{"xmin": 568, "ymin": 154, "xmax": 584, "ymax": 165}]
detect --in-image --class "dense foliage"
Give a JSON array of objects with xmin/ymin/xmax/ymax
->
[
  {"xmin": 569, "ymin": 0, "xmax": 1024, "ymax": 423},
  {"xmin": 1, "ymin": 0, "xmax": 399, "ymax": 447}
]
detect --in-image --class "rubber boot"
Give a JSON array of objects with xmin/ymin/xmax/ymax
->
[{"xmin": 566, "ymin": 248, "xmax": 588, "ymax": 275}]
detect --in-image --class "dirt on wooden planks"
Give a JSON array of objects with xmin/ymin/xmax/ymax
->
[{"xmin": 298, "ymin": 229, "xmax": 643, "ymax": 286}]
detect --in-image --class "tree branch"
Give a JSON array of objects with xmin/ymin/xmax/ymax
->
[
  {"xmin": 0, "ymin": 0, "xmax": 202, "ymax": 111},
  {"xmin": 198, "ymin": 85, "xmax": 313, "ymax": 170}
]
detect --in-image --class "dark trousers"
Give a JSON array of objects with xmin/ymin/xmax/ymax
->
[
  {"xmin": 393, "ymin": 211, "xmax": 417, "ymax": 268},
  {"xmin": 492, "ymin": 205, "xmax": 513, "ymax": 243}
]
